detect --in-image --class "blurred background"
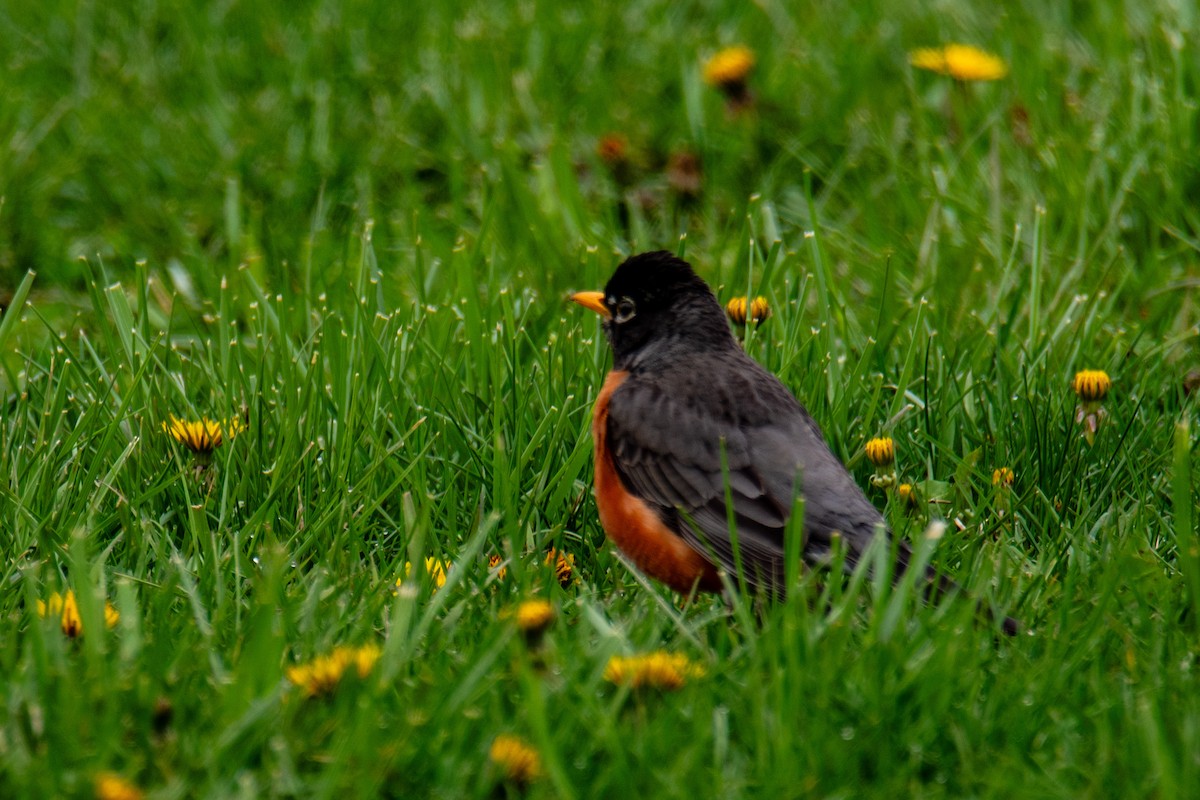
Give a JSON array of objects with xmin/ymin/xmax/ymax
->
[{"xmin": 3, "ymin": 0, "xmax": 1196, "ymax": 330}]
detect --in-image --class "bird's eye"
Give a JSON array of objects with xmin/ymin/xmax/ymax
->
[{"xmin": 614, "ymin": 297, "xmax": 637, "ymax": 323}]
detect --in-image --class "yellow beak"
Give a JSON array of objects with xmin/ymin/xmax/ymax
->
[{"xmin": 569, "ymin": 291, "xmax": 610, "ymax": 318}]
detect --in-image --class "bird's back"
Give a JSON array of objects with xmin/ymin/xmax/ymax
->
[{"xmin": 609, "ymin": 346, "xmax": 887, "ymax": 589}]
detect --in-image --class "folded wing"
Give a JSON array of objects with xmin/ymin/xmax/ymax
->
[{"xmin": 605, "ymin": 359, "xmax": 887, "ymax": 593}]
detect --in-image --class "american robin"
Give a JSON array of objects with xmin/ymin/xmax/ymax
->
[{"xmin": 571, "ymin": 251, "xmax": 1019, "ymax": 634}]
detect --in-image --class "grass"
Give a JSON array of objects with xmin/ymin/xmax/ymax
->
[{"xmin": 2, "ymin": 1, "xmax": 1198, "ymax": 797}]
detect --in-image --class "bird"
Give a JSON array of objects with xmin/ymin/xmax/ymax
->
[{"xmin": 570, "ymin": 250, "xmax": 1019, "ymax": 634}]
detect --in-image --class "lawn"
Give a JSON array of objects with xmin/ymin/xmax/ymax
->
[{"xmin": 1, "ymin": 1, "xmax": 1198, "ymax": 797}]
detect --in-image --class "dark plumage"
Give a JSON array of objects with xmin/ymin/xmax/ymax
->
[{"xmin": 576, "ymin": 251, "xmax": 1019, "ymax": 634}]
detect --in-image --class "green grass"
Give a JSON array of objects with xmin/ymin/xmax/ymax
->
[{"xmin": 2, "ymin": 1, "xmax": 1199, "ymax": 797}]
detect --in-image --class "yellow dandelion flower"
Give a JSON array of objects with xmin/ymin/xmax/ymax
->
[
  {"xmin": 992, "ymin": 467, "xmax": 1015, "ymax": 487},
  {"xmin": 285, "ymin": 654, "xmax": 341, "ymax": 698},
  {"xmin": 864, "ymin": 437, "xmax": 895, "ymax": 468},
  {"xmin": 909, "ymin": 44, "xmax": 1008, "ymax": 81},
  {"xmin": 37, "ymin": 591, "xmax": 119, "ymax": 638},
  {"xmin": 895, "ymin": 482, "xmax": 920, "ymax": 509},
  {"xmin": 1072, "ymin": 369, "xmax": 1112, "ymax": 402},
  {"xmin": 286, "ymin": 644, "xmax": 380, "ymax": 698},
  {"xmin": 487, "ymin": 554, "xmax": 508, "ymax": 580},
  {"xmin": 725, "ymin": 296, "xmax": 771, "ymax": 326},
  {"xmin": 545, "ymin": 548, "xmax": 576, "ymax": 587},
  {"xmin": 489, "ymin": 734, "xmax": 542, "ymax": 784},
  {"xmin": 162, "ymin": 414, "xmax": 244, "ymax": 455},
  {"xmin": 908, "ymin": 47, "xmax": 947, "ymax": 73},
  {"xmin": 514, "ymin": 599, "xmax": 555, "ymax": 636},
  {"xmin": 423, "ymin": 557, "xmax": 449, "ymax": 588},
  {"xmin": 703, "ymin": 46, "xmax": 755, "ymax": 88},
  {"xmin": 1073, "ymin": 369, "xmax": 1111, "ymax": 445},
  {"xmin": 94, "ymin": 772, "xmax": 144, "ymax": 800},
  {"xmin": 603, "ymin": 651, "xmax": 705, "ymax": 690},
  {"xmin": 350, "ymin": 643, "xmax": 382, "ymax": 677},
  {"xmin": 396, "ymin": 557, "xmax": 450, "ymax": 592}
]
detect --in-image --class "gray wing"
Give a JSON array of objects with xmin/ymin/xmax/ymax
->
[{"xmin": 606, "ymin": 361, "xmax": 887, "ymax": 593}]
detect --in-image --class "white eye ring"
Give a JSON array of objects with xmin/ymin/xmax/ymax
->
[{"xmin": 614, "ymin": 297, "xmax": 636, "ymax": 323}]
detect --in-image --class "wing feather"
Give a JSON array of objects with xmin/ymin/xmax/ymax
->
[{"xmin": 605, "ymin": 357, "xmax": 886, "ymax": 594}]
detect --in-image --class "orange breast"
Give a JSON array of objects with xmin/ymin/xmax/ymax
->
[{"xmin": 592, "ymin": 371, "xmax": 722, "ymax": 594}]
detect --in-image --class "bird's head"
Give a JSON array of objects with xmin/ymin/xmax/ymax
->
[{"xmin": 570, "ymin": 251, "xmax": 734, "ymax": 369}]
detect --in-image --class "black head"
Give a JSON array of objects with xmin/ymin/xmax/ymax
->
[{"xmin": 571, "ymin": 251, "xmax": 736, "ymax": 369}]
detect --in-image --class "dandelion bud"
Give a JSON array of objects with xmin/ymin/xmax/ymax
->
[
  {"xmin": 514, "ymin": 599, "xmax": 555, "ymax": 646},
  {"xmin": 864, "ymin": 437, "xmax": 895, "ymax": 468},
  {"xmin": 703, "ymin": 46, "xmax": 756, "ymax": 110},
  {"xmin": 1072, "ymin": 370, "xmax": 1111, "ymax": 403},
  {"xmin": 1072, "ymin": 369, "xmax": 1112, "ymax": 445},
  {"xmin": 725, "ymin": 296, "xmax": 771, "ymax": 326},
  {"xmin": 490, "ymin": 734, "xmax": 542, "ymax": 785}
]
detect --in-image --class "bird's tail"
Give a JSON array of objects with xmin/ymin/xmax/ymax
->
[{"xmin": 890, "ymin": 536, "xmax": 1021, "ymax": 636}]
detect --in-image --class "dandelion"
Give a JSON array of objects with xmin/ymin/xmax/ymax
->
[
  {"xmin": 909, "ymin": 44, "xmax": 1008, "ymax": 81},
  {"xmin": 162, "ymin": 415, "xmax": 244, "ymax": 480},
  {"xmin": 396, "ymin": 557, "xmax": 450, "ymax": 593},
  {"xmin": 596, "ymin": 132, "xmax": 629, "ymax": 165},
  {"xmin": 94, "ymin": 773, "xmax": 143, "ymax": 800},
  {"xmin": 864, "ymin": 437, "xmax": 895, "ymax": 467},
  {"xmin": 895, "ymin": 482, "xmax": 920, "ymax": 510},
  {"xmin": 1072, "ymin": 369, "xmax": 1112, "ymax": 444},
  {"xmin": 1072, "ymin": 369, "xmax": 1112, "ymax": 402},
  {"xmin": 513, "ymin": 599, "xmax": 555, "ymax": 645},
  {"xmin": 725, "ymin": 296, "xmax": 771, "ymax": 327},
  {"xmin": 865, "ymin": 436, "xmax": 896, "ymax": 490},
  {"xmin": 286, "ymin": 644, "xmax": 381, "ymax": 698},
  {"xmin": 37, "ymin": 591, "xmax": 119, "ymax": 638},
  {"xmin": 489, "ymin": 734, "xmax": 542, "ymax": 785},
  {"xmin": 515, "ymin": 599, "xmax": 554, "ymax": 632},
  {"xmin": 991, "ymin": 467, "xmax": 1016, "ymax": 517},
  {"xmin": 704, "ymin": 46, "xmax": 755, "ymax": 90},
  {"xmin": 545, "ymin": 548, "xmax": 577, "ymax": 587},
  {"xmin": 603, "ymin": 651, "xmax": 705, "ymax": 691},
  {"xmin": 162, "ymin": 414, "xmax": 244, "ymax": 457}
]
